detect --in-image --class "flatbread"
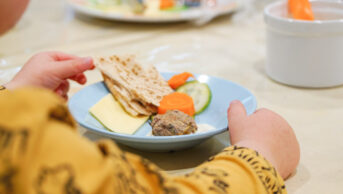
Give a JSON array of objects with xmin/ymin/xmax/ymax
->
[
  {"xmin": 94, "ymin": 55, "xmax": 173, "ymax": 116},
  {"xmin": 102, "ymin": 73, "xmax": 151, "ymax": 116}
]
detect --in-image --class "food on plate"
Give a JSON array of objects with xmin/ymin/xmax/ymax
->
[
  {"xmin": 85, "ymin": 0, "xmax": 202, "ymax": 15},
  {"xmin": 158, "ymin": 92, "xmax": 195, "ymax": 116},
  {"xmin": 168, "ymin": 72, "xmax": 195, "ymax": 89},
  {"xmin": 90, "ymin": 56, "xmax": 213, "ymax": 136},
  {"xmin": 160, "ymin": 0, "xmax": 175, "ymax": 10},
  {"xmin": 150, "ymin": 110, "xmax": 197, "ymax": 136},
  {"xmin": 146, "ymin": 122, "xmax": 215, "ymax": 136},
  {"xmin": 89, "ymin": 94, "xmax": 149, "ymax": 134},
  {"xmin": 197, "ymin": 123, "xmax": 215, "ymax": 133},
  {"xmin": 184, "ymin": 0, "xmax": 201, "ymax": 7},
  {"xmin": 123, "ymin": 0, "xmax": 146, "ymax": 13},
  {"xmin": 176, "ymin": 80, "xmax": 211, "ymax": 114},
  {"xmin": 94, "ymin": 55, "xmax": 173, "ymax": 116}
]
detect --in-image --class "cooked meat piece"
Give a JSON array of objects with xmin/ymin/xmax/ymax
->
[{"xmin": 150, "ymin": 110, "xmax": 197, "ymax": 136}]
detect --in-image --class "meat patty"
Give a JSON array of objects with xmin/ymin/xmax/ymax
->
[{"xmin": 150, "ymin": 110, "xmax": 197, "ymax": 136}]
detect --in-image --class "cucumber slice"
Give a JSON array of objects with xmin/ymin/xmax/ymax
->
[{"xmin": 176, "ymin": 81, "xmax": 211, "ymax": 114}]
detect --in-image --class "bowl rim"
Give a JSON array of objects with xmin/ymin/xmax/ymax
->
[
  {"xmin": 264, "ymin": 0, "xmax": 343, "ymax": 25},
  {"xmin": 69, "ymin": 73, "xmax": 257, "ymax": 143},
  {"xmin": 79, "ymin": 120, "xmax": 228, "ymax": 143}
]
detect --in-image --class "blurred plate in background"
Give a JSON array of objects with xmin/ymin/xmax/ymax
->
[{"xmin": 67, "ymin": 0, "xmax": 238, "ymax": 23}]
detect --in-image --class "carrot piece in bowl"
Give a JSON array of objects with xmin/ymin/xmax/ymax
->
[
  {"xmin": 158, "ymin": 92, "xmax": 195, "ymax": 116},
  {"xmin": 168, "ymin": 72, "xmax": 195, "ymax": 89},
  {"xmin": 289, "ymin": 0, "xmax": 314, "ymax": 21}
]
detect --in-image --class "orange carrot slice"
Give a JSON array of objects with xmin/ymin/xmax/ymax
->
[
  {"xmin": 160, "ymin": 0, "xmax": 174, "ymax": 10},
  {"xmin": 289, "ymin": 0, "xmax": 314, "ymax": 21},
  {"xmin": 158, "ymin": 92, "xmax": 195, "ymax": 116},
  {"xmin": 168, "ymin": 72, "xmax": 195, "ymax": 89}
]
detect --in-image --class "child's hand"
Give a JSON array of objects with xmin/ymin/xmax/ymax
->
[
  {"xmin": 4, "ymin": 52, "xmax": 95, "ymax": 100},
  {"xmin": 227, "ymin": 100, "xmax": 300, "ymax": 179}
]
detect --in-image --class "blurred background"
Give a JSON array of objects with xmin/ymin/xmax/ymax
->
[
  {"xmin": 0, "ymin": 0, "xmax": 276, "ymax": 84},
  {"xmin": 1, "ymin": 1, "xmax": 343, "ymax": 193}
]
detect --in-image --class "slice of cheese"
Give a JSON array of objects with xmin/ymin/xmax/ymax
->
[{"xmin": 89, "ymin": 94, "xmax": 148, "ymax": 134}]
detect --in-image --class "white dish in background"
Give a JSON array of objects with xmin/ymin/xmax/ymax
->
[
  {"xmin": 67, "ymin": 0, "xmax": 238, "ymax": 23},
  {"xmin": 264, "ymin": 0, "xmax": 343, "ymax": 88}
]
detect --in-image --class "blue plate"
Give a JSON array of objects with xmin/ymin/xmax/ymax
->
[{"xmin": 69, "ymin": 73, "xmax": 257, "ymax": 152}]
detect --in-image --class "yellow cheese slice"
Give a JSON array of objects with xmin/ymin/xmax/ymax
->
[{"xmin": 89, "ymin": 94, "xmax": 149, "ymax": 134}]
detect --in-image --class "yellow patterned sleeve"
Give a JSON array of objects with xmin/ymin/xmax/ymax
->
[
  {"xmin": 92, "ymin": 137, "xmax": 287, "ymax": 193},
  {"xmin": 165, "ymin": 146, "xmax": 287, "ymax": 193},
  {"xmin": 113, "ymin": 145, "xmax": 287, "ymax": 194},
  {"xmin": 0, "ymin": 88, "xmax": 286, "ymax": 194},
  {"xmin": 0, "ymin": 85, "xmax": 7, "ymax": 94}
]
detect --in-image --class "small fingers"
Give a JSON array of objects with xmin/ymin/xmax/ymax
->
[
  {"xmin": 55, "ymin": 80, "xmax": 70, "ymax": 97},
  {"xmin": 54, "ymin": 57, "xmax": 94, "ymax": 79},
  {"xmin": 69, "ymin": 73, "xmax": 87, "ymax": 85},
  {"xmin": 62, "ymin": 94, "xmax": 69, "ymax": 101},
  {"xmin": 254, "ymin": 108, "xmax": 277, "ymax": 118},
  {"xmin": 254, "ymin": 108, "xmax": 268, "ymax": 114},
  {"xmin": 46, "ymin": 51, "xmax": 80, "ymax": 61},
  {"xmin": 227, "ymin": 100, "xmax": 248, "ymax": 129}
]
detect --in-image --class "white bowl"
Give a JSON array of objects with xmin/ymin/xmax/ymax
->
[{"xmin": 264, "ymin": 0, "xmax": 343, "ymax": 88}]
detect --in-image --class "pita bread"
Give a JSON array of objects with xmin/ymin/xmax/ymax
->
[{"xmin": 94, "ymin": 55, "xmax": 173, "ymax": 116}]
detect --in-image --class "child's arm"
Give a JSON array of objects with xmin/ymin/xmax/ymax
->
[{"xmin": 0, "ymin": 89, "xmax": 297, "ymax": 194}]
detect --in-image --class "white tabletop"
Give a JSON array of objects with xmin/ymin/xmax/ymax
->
[{"xmin": 0, "ymin": 0, "xmax": 342, "ymax": 193}]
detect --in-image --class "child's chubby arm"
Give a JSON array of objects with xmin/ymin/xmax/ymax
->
[{"xmin": 0, "ymin": 90, "xmax": 298, "ymax": 194}]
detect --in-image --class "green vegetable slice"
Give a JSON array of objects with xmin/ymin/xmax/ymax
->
[{"xmin": 176, "ymin": 81, "xmax": 211, "ymax": 114}]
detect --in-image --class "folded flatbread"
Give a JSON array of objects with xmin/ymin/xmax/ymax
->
[{"xmin": 94, "ymin": 55, "xmax": 173, "ymax": 116}]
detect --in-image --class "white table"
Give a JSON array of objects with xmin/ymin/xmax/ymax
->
[{"xmin": 1, "ymin": 0, "xmax": 342, "ymax": 193}]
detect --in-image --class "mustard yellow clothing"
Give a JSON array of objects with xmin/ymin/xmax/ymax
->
[
  {"xmin": 0, "ymin": 85, "xmax": 5, "ymax": 91},
  {"xmin": 0, "ymin": 88, "xmax": 286, "ymax": 194}
]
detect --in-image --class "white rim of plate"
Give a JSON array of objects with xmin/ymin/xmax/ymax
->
[
  {"xmin": 66, "ymin": 0, "xmax": 238, "ymax": 22},
  {"xmin": 69, "ymin": 75, "xmax": 257, "ymax": 143}
]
